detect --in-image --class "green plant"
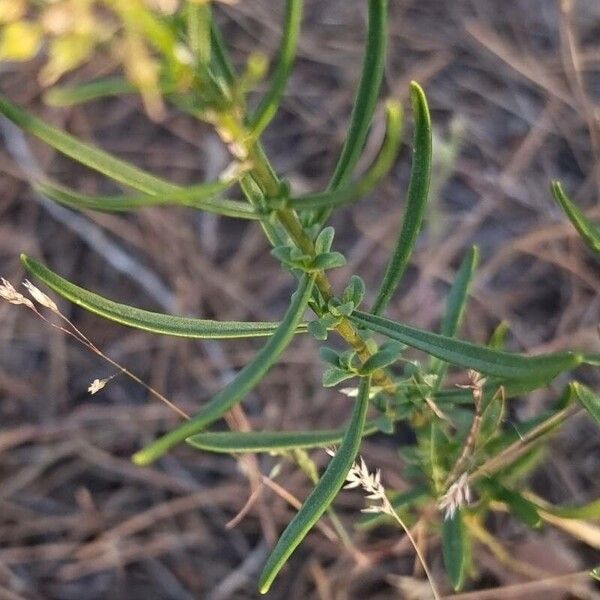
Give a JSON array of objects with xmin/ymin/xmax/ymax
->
[{"xmin": 1, "ymin": 0, "xmax": 599, "ymax": 595}]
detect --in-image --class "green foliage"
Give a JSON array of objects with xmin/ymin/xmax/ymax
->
[
  {"xmin": 350, "ymin": 310, "xmax": 591, "ymax": 381},
  {"xmin": 287, "ymin": 100, "xmax": 403, "ymax": 211},
  {"xmin": 325, "ymin": 0, "xmax": 388, "ymax": 193},
  {"xmin": 485, "ymin": 481, "xmax": 542, "ymax": 528},
  {"xmin": 22, "ymin": 255, "xmax": 303, "ymax": 339},
  {"xmin": 132, "ymin": 274, "xmax": 315, "ymax": 466},
  {"xmin": 187, "ymin": 422, "xmax": 380, "ymax": 454},
  {"xmin": 35, "ymin": 180, "xmax": 258, "ymax": 218},
  {"xmin": 0, "ymin": 95, "xmax": 179, "ymax": 195},
  {"xmin": 4, "ymin": 1, "xmax": 598, "ymax": 595},
  {"xmin": 571, "ymin": 381, "xmax": 600, "ymax": 425},
  {"xmin": 258, "ymin": 377, "xmax": 372, "ymax": 593},
  {"xmin": 371, "ymin": 81, "xmax": 433, "ymax": 315},
  {"xmin": 442, "ymin": 510, "xmax": 469, "ymax": 591},
  {"xmin": 429, "ymin": 245, "xmax": 479, "ymax": 386},
  {"xmin": 249, "ymin": 0, "xmax": 303, "ymax": 138},
  {"xmin": 551, "ymin": 181, "xmax": 600, "ymax": 254}
]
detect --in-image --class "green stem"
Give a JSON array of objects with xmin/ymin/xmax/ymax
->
[{"xmin": 204, "ymin": 15, "xmax": 397, "ymax": 392}]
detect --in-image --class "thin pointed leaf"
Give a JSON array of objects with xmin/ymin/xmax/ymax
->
[
  {"xmin": 435, "ymin": 378, "xmax": 553, "ymax": 406},
  {"xmin": 360, "ymin": 341, "xmax": 405, "ymax": 374},
  {"xmin": 22, "ymin": 255, "xmax": 305, "ymax": 339},
  {"xmin": 487, "ymin": 482, "xmax": 541, "ymax": 528},
  {"xmin": 488, "ymin": 321, "xmax": 509, "ymax": 350},
  {"xmin": 429, "ymin": 246, "xmax": 479, "ymax": 385},
  {"xmin": 551, "ymin": 181, "xmax": 600, "ymax": 254},
  {"xmin": 442, "ymin": 509, "xmax": 468, "ymax": 591},
  {"xmin": 250, "ymin": 0, "xmax": 303, "ymax": 138},
  {"xmin": 572, "ymin": 382, "xmax": 600, "ymax": 426},
  {"xmin": 536, "ymin": 497, "xmax": 600, "ymax": 520},
  {"xmin": 210, "ymin": 16, "xmax": 237, "ymax": 86},
  {"xmin": 350, "ymin": 310, "xmax": 588, "ymax": 381},
  {"xmin": 133, "ymin": 275, "xmax": 315, "ymax": 465},
  {"xmin": 187, "ymin": 2, "xmax": 212, "ymax": 66},
  {"xmin": 187, "ymin": 422, "xmax": 379, "ymax": 453},
  {"xmin": 259, "ymin": 377, "xmax": 371, "ymax": 593},
  {"xmin": 316, "ymin": 0, "xmax": 388, "ymax": 222},
  {"xmin": 371, "ymin": 82, "xmax": 432, "ymax": 315},
  {"xmin": 36, "ymin": 180, "xmax": 258, "ymax": 219},
  {"xmin": 287, "ymin": 100, "xmax": 403, "ymax": 211},
  {"xmin": 44, "ymin": 78, "xmax": 137, "ymax": 106},
  {"xmin": 477, "ymin": 389, "xmax": 506, "ymax": 447},
  {"xmin": 0, "ymin": 95, "xmax": 178, "ymax": 195}
]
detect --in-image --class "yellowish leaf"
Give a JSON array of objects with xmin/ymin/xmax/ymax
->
[{"xmin": 0, "ymin": 21, "xmax": 42, "ymax": 62}]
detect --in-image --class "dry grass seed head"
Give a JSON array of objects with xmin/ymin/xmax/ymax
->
[
  {"xmin": 0, "ymin": 277, "xmax": 34, "ymax": 309},
  {"xmin": 23, "ymin": 280, "xmax": 58, "ymax": 312},
  {"xmin": 438, "ymin": 472, "xmax": 471, "ymax": 521}
]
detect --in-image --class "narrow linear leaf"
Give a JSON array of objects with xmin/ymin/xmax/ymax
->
[
  {"xmin": 551, "ymin": 181, "xmax": 600, "ymax": 254},
  {"xmin": 435, "ymin": 378, "xmax": 553, "ymax": 406},
  {"xmin": 0, "ymin": 95, "xmax": 179, "ymax": 195},
  {"xmin": 572, "ymin": 382, "xmax": 600, "ymax": 426},
  {"xmin": 350, "ymin": 310, "xmax": 587, "ymax": 381},
  {"xmin": 287, "ymin": 100, "xmax": 403, "ymax": 211},
  {"xmin": 259, "ymin": 377, "xmax": 371, "ymax": 593},
  {"xmin": 36, "ymin": 180, "xmax": 258, "ymax": 220},
  {"xmin": 210, "ymin": 17, "xmax": 237, "ymax": 86},
  {"xmin": 371, "ymin": 82, "xmax": 432, "ymax": 315},
  {"xmin": 532, "ymin": 496, "xmax": 600, "ymax": 520},
  {"xmin": 44, "ymin": 78, "xmax": 137, "ymax": 107},
  {"xmin": 316, "ymin": 0, "xmax": 388, "ymax": 222},
  {"xmin": 442, "ymin": 509, "xmax": 468, "ymax": 591},
  {"xmin": 429, "ymin": 246, "xmax": 479, "ymax": 385},
  {"xmin": 488, "ymin": 321, "xmax": 510, "ymax": 350},
  {"xmin": 133, "ymin": 275, "xmax": 315, "ymax": 466},
  {"xmin": 250, "ymin": 0, "xmax": 303, "ymax": 138},
  {"xmin": 591, "ymin": 567, "xmax": 600, "ymax": 582},
  {"xmin": 187, "ymin": 422, "xmax": 379, "ymax": 453},
  {"xmin": 22, "ymin": 255, "xmax": 304, "ymax": 339},
  {"xmin": 187, "ymin": 2, "xmax": 212, "ymax": 67},
  {"xmin": 487, "ymin": 482, "xmax": 541, "ymax": 528},
  {"xmin": 477, "ymin": 389, "xmax": 506, "ymax": 447}
]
